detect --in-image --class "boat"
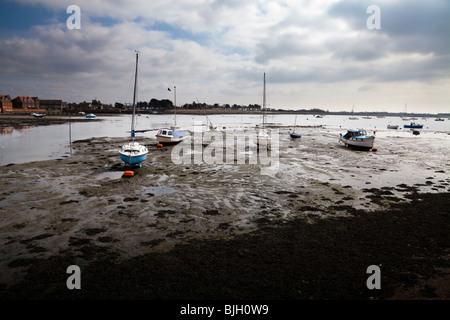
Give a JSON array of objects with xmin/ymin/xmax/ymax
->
[
  {"xmin": 315, "ymin": 115, "xmax": 323, "ymax": 118},
  {"xmin": 412, "ymin": 130, "xmax": 420, "ymax": 135},
  {"xmin": 86, "ymin": 113, "xmax": 96, "ymax": 118},
  {"xmin": 290, "ymin": 115, "xmax": 301, "ymax": 139},
  {"xmin": 387, "ymin": 125, "xmax": 399, "ymax": 129},
  {"xmin": 339, "ymin": 129, "xmax": 375, "ymax": 149},
  {"xmin": 32, "ymin": 113, "xmax": 46, "ymax": 118},
  {"xmin": 200, "ymin": 98, "xmax": 217, "ymax": 130},
  {"xmin": 156, "ymin": 127, "xmax": 188, "ymax": 144},
  {"xmin": 156, "ymin": 86, "xmax": 188, "ymax": 144},
  {"xmin": 403, "ymin": 122, "xmax": 423, "ymax": 129},
  {"xmin": 435, "ymin": 118, "xmax": 445, "ymax": 121},
  {"xmin": 362, "ymin": 116, "xmax": 372, "ymax": 119},
  {"xmin": 348, "ymin": 117, "xmax": 359, "ymax": 120},
  {"xmin": 118, "ymin": 51, "xmax": 148, "ymax": 167}
]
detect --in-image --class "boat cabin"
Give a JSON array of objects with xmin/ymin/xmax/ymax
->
[{"xmin": 343, "ymin": 129, "xmax": 368, "ymax": 139}]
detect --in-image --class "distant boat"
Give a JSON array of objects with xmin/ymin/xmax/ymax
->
[
  {"xmin": 348, "ymin": 117, "xmax": 359, "ymax": 120},
  {"xmin": 119, "ymin": 51, "xmax": 148, "ymax": 167},
  {"xmin": 32, "ymin": 113, "xmax": 46, "ymax": 118},
  {"xmin": 339, "ymin": 129, "xmax": 375, "ymax": 149},
  {"xmin": 403, "ymin": 122, "xmax": 423, "ymax": 129},
  {"xmin": 435, "ymin": 118, "xmax": 445, "ymax": 121},
  {"xmin": 387, "ymin": 125, "xmax": 399, "ymax": 129},
  {"xmin": 86, "ymin": 113, "xmax": 96, "ymax": 118},
  {"xmin": 290, "ymin": 115, "xmax": 301, "ymax": 139},
  {"xmin": 362, "ymin": 116, "xmax": 372, "ymax": 119},
  {"xmin": 315, "ymin": 115, "xmax": 323, "ymax": 118},
  {"xmin": 412, "ymin": 130, "xmax": 420, "ymax": 135}
]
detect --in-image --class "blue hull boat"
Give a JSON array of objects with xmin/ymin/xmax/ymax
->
[
  {"xmin": 118, "ymin": 51, "xmax": 148, "ymax": 168},
  {"xmin": 290, "ymin": 132, "xmax": 301, "ymax": 139},
  {"xmin": 119, "ymin": 151, "xmax": 147, "ymax": 166},
  {"xmin": 404, "ymin": 122, "xmax": 423, "ymax": 129}
]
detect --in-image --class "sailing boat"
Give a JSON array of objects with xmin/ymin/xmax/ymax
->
[
  {"xmin": 119, "ymin": 51, "xmax": 148, "ymax": 167},
  {"xmin": 198, "ymin": 98, "xmax": 217, "ymax": 130},
  {"xmin": 156, "ymin": 86, "xmax": 189, "ymax": 144},
  {"xmin": 290, "ymin": 115, "xmax": 301, "ymax": 139},
  {"xmin": 257, "ymin": 72, "xmax": 270, "ymax": 146}
]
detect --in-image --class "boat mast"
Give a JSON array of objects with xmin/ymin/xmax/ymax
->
[
  {"xmin": 131, "ymin": 50, "xmax": 139, "ymax": 141},
  {"xmin": 174, "ymin": 86, "xmax": 177, "ymax": 127},
  {"xmin": 263, "ymin": 72, "xmax": 266, "ymax": 129}
]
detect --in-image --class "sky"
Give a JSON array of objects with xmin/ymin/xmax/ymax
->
[{"xmin": 0, "ymin": 0, "xmax": 449, "ymax": 113}]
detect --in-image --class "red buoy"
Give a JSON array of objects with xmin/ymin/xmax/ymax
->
[
  {"xmin": 157, "ymin": 143, "xmax": 163, "ymax": 147},
  {"xmin": 123, "ymin": 170, "xmax": 134, "ymax": 177},
  {"xmin": 371, "ymin": 148, "xmax": 378, "ymax": 152}
]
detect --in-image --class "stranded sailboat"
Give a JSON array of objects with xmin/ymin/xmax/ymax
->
[
  {"xmin": 119, "ymin": 51, "xmax": 148, "ymax": 167},
  {"xmin": 290, "ymin": 115, "xmax": 301, "ymax": 139},
  {"xmin": 156, "ymin": 86, "xmax": 189, "ymax": 144}
]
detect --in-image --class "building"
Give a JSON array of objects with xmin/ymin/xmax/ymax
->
[
  {"xmin": 12, "ymin": 96, "xmax": 40, "ymax": 109},
  {"xmin": 40, "ymin": 99, "xmax": 63, "ymax": 111},
  {"xmin": 0, "ymin": 94, "xmax": 13, "ymax": 113}
]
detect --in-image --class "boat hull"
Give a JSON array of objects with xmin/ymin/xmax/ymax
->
[
  {"xmin": 290, "ymin": 133, "xmax": 301, "ymax": 139},
  {"xmin": 119, "ymin": 153, "xmax": 147, "ymax": 165},
  {"xmin": 156, "ymin": 135, "xmax": 188, "ymax": 144},
  {"xmin": 339, "ymin": 136, "xmax": 375, "ymax": 149},
  {"xmin": 404, "ymin": 125, "xmax": 423, "ymax": 129}
]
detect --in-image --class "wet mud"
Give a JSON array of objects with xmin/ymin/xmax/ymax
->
[{"xmin": 0, "ymin": 126, "xmax": 449, "ymax": 299}]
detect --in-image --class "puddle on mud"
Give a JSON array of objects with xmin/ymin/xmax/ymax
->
[
  {"xmin": 95, "ymin": 171, "xmax": 125, "ymax": 180},
  {"xmin": 141, "ymin": 186, "xmax": 176, "ymax": 197}
]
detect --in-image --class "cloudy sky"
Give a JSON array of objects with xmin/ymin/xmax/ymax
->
[{"xmin": 0, "ymin": 0, "xmax": 449, "ymax": 113}]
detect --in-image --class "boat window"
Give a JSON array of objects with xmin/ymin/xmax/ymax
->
[
  {"xmin": 162, "ymin": 130, "xmax": 167, "ymax": 135},
  {"xmin": 168, "ymin": 131, "xmax": 173, "ymax": 135}
]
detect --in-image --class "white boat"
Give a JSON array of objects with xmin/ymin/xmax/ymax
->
[
  {"xmin": 339, "ymin": 129, "xmax": 375, "ymax": 149},
  {"xmin": 348, "ymin": 117, "xmax": 359, "ymax": 120},
  {"xmin": 387, "ymin": 125, "xmax": 399, "ymax": 129},
  {"xmin": 156, "ymin": 127, "xmax": 188, "ymax": 144},
  {"xmin": 119, "ymin": 51, "xmax": 148, "ymax": 167},
  {"xmin": 32, "ymin": 113, "xmax": 46, "ymax": 118},
  {"xmin": 156, "ymin": 86, "xmax": 189, "ymax": 144}
]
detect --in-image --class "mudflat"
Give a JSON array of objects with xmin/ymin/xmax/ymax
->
[{"xmin": 0, "ymin": 124, "xmax": 449, "ymax": 300}]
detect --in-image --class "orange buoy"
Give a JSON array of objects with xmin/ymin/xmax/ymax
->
[
  {"xmin": 123, "ymin": 170, "xmax": 134, "ymax": 177},
  {"xmin": 157, "ymin": 143, "xmax": 163, "ymax": 147},
  {"xmin": 371, "ymin": 147, "xmax": 378, "ymax": 152},
  {"xmin": 222, "ymin": 126, "xmax": 226, "ymax": 129}
]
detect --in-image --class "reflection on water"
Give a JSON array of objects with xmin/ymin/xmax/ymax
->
[{"xmin": 0, "ymin": 127, "xmax": 13, "ymax": 135}]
